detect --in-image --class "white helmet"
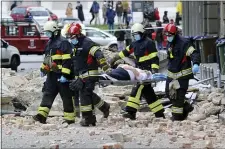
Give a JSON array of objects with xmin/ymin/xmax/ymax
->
[
  {"xmin": 131, "ymin": 23, "xmax": 145, "ymax": 34},
  {"xmin": 43, "ymin": 21, "xmax": 58, "ymax": 32},
  {"xmin": 61, "ymin": 23, "xmax": 71, "ymax": 38}
]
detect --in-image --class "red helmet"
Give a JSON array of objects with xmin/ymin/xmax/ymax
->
[
  {"xmin": 68, "ymin": 23, "xmax": 82, "ymax": 38},
  {"xmin": 164, "ymin": 23, "xmax": 177, "ymax": 35}
]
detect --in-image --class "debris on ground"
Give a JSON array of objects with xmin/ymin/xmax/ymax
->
[{"xmin": 1, "ymin": 68, "xmax": 225, "ymax": 148}]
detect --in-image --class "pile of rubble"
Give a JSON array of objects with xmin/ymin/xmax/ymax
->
[{"xmin": 1, "ymin": 68, "xmax": 225, "ymax": 148}]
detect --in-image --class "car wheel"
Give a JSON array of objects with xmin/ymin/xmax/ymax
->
[
  {"xmin": 109, "ymin": 44, "xmax": 118, "ymax": 52},
  {"xmin": 11, "ymin": 56, "xmax": 19, "ymax": 72}
]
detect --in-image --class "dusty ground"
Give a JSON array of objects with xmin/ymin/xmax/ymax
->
[{"xmin": 1, "ymin": 68, "xmax": 225, "ymax": 149}]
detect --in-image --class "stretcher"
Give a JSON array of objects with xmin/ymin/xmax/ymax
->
[{"xmin": 98, "ymin": 74, "xmax": 167, "ymax": 87}]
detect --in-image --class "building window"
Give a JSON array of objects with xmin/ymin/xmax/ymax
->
[{"xmin": 5, "ymin": 26, "xmax": 19, "ymax": 36}]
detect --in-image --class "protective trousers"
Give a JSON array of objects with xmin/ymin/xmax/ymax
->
[
  {"xmin": 125, "ymin": 84, "xmax": 165, "ymax": 117},
  {"xmin": 38, "ymin": 72, "xmax": 75, "ymax": 122},
  {"xmin": 79, "ymin": 77, "xmax": 109, "ymax": 119},
  {"xmin": 165, "ymin": 78, "xmax": 189, "ymax": 121},
  {"xmin": 72, "ymin": 90, "xmax": 80, "ymax": 117}
]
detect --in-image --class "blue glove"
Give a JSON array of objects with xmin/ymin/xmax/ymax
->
[
  {"xmin": 151, "ymin": 73, "xmax": 167, "ymax": 81},
  {"xmin": 192, "ymin": 64, "xmax": 199, "ymax": 74},
  {"xmin": 40, "ymin": 72, "xmax": 46, "ymax": 77},
  {"xmin": 58, "ymin": 76, "xmax": 68, "ymax": 83}
]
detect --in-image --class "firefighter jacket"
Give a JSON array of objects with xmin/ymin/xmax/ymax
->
[
  {"xmin": 72, "ymin": 36, "xmax": 110, "ymax": 78},
  {"xmin": 118, "ymin": 37, "xmax": 159, "ymax": 71},
  {"xmin": 40, "ymin": 36, "xmax": 73, "ymax": 78},
  {"xmin": 167, "ymin": 35, "xmax": 200, "ymax": 80}
]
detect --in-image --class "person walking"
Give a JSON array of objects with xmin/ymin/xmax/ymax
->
[
  {"xmin": 116, "ymin": 1, "xmax": 123, "ymax": 25},
  {"xmin": 164, "ymin": 23, "xmax": 200, "ymax": 121},
  {"xmin": 76, "ymin": 1, "xmax": 85, "ymax": 24},
  {"xmin": 106, "ymin": 6, "xmax": 116, "ymax": 34},
  {"xmin": 65, "ymin": 3, "xmax": 73, "ymax": 18},
  {"xmin": 102, "ymin": 1, "xmax": 108, "ymax": 25},
  {"xmin": 109, "ymin": 23, "xmax": 165, "ymax": 120},
  {"xmin": 91, "ymin": 1, "xmax": 100, "ymax": 25},
  {"xmin": 67, "ymin": 23, "xmax": 111, "ymax": 126},
  {"xmin": 122, "ymin": 0, "xmax": 129, "ymax": 24},
  {"xmin": 89, "ymin": 5, "xmax": 95, "ymax": 25},
  {"xmin": 163, "ymin": 11, "xmax": 169, "ymax": 23},
  {"xmin": 33, "ymin": 21, "xmax": 75, "ymax": 124}
]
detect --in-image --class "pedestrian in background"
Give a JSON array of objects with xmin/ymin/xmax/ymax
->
[
  {"xmin": 76, "ymin": 1, "xmax": 85, "ymax": 24},
  {"xmin": 155, "ymin": 21, "xmax": 164, "ymax": 50},
  {"xmin": 114, "ymin": 25, "xmax": 126, "ymax": 51},
  {"xmin": 25, "ymin": 12, "xmax": 33, "ymax": 22},
  {"xmin": 106, "ymin": 6, "xmax": 116, "ymax": 34},
  {"xmin": 102, "ymin": 1, "xmax": 108, "ymax": 25},
  {"xmin": 122, "ymin": 0, "xmax": 129, "ymax": 24},
  {"xmin": 91, "ymin": 1, "xmax": 100, "ymax": 25},
  {"xmin": 89, "ymin": 5, "xmax": 95, "ymax": 25},
  {"xmin": 116, "ymin": 1, "xmax": 123, "ymax": 25},
  {"xmin": 126, "ymin": 6, "xmax": 132, "ymax": 26},
  {"xmin": 163, "ymin": 11, "xmax": 169, "ymax": 23},
  {"xmin": 65, "ymin": 3, "xmax": 73, "ymax": 18}
]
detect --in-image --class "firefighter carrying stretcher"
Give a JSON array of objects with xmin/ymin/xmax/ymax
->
[
  {"xmin": 33, "ymin": 21, "xmax": 75, "ymax": 124},
  {"xmin": 67, "ymin": 23, "xmax": 111, "ymax": 127},
  {"xmin": 109, "ymin": 23, "xmax": 165, "ymax": 120},
  {"xmin": 164, "ymin": 23, "xmax": 200, "ymax": 121}
]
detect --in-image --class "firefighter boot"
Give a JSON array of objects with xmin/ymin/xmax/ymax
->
[
  {"xmin": 183, "ymin": 101, "xmax": 194, "ymax": 120},
  {"xmin": 98, "ymin": 102, "xmax": 110, "ymax": 118},
  {"xmin": 154, "ymin": 110, "xmax": 166, "ymax": 118},
  {"xmin": 80, "ymin": 111, "xmax": 96, "ymax": 127},
  {"xmin": 121, "ymin": 107, "xmax": 136, "ymax": 120},
  {"xmin": 171, "ymin": 113, "xmax": 185, "ymax": 121},
  {"xmin": 33, "ymin": 114, "xmax": 47, "ymax": 124}
]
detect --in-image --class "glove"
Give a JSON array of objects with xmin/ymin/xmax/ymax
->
[
  {"xmin": 192, "ymin": 64, "xmax": 199, "ymax": 74},
  {"xmin": 151, "ymin": 68, "xmax": 158, "ymax": 74},
  {"xmin": 40, "ymin": 72, "xmax": 46, "ymax": 77},
  {"xmin": 69, "ymin": 78, "xmax": 84, "ymax": 91},
  {"xmin": 58, "ymin": 76, "xmax": 68, "ymax": 83},
  {"xmin": 108, "ymin": 54, "xmax": 120, "ymax": 67},
  {"xmin": 151, "ymin": 73, "xmax": 167, "ymax": 81}
]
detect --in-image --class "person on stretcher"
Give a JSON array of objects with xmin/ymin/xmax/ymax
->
[{"xmin": 101, "ymin": 64, "xmax": 166, "ymax": 81}]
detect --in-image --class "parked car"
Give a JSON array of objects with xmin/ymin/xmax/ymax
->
[
  {"xmin": 57, "ymin": 17, "xmax": 81, "ymax": 28},
  {"xmin": 84, "ymin": 27, "xmax": 117, "ymax": 50},
  {"xmin": 10, "ymin": 6, "xmax": 58, "ymax": 27},
  {"xmin": 1, "ymin": 18, "xmax": 49, "ymax": 54},
  {"xmin": 1, "ymin": 39, "xmax": 21, "ymax": 71}
]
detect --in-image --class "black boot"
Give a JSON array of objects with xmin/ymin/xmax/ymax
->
[
  {"xmin": 183, "ymin": 101, "xmax": 194, "ymax": 120},
  {"xmin": 171, "ymin": 113, "xmax": 185, "ymax": 121},
  {"xmin": 99, "ymin": 102, "xmax": 110, "ymax": 118},
  {"xmin": 155, "ymin": 110, "xmax": 165, "ymax": 118},
  {"xmin": 121, "ymin": 107, "xmax": 136, "ymax": 120},
  {"xmin": 80, "ymin": 112, "xmax": 96, "ymax": 127},
  {"xmin": 63, "ymin": 120, "xmax": 75, "ymax": 125},
  {"xmin": 33, "ymin": 114, "xmax": 47, "ymax": 124}
]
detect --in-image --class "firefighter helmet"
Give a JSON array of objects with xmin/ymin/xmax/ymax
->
[
  {"xmin": 131, "ymin": 23, "xmax": 145, "ymax": 34},
  {"xmin": 164, "ymin": 23, "xmax": 177, "ymax": 35},
  {"xmin": 61, "ymin": 23, "xmax": 71, "ymax": 38},
  {"xmin": 43, "ymin": 21, "xmax": 58, "ymax": 32},
  {"xmin": 68, "ymin": 23, "xmax": 82, "ymax": 38}
]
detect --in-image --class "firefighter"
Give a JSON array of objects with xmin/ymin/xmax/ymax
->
[
  {"xmin": 33, "ymin": 21, "xmax": 75, "ymax": 124},
  {"xmin": 164, "ymin": 24, "xmax": 200, "ymax": 121},
  {"xmin": 66, "ymin": 23, "xmax": 111, "ymax": 127},
  {"xmin": 109, "ymin": 23, "xmax": 165, "ymax": 120},
  {"xmin": 61, "ymin": 23, "xmax": 81, "ymax": 118}
]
